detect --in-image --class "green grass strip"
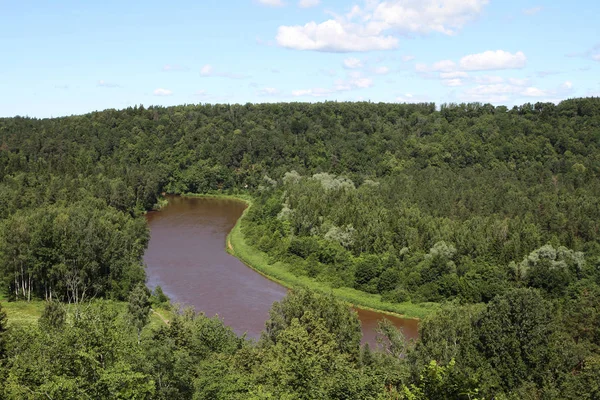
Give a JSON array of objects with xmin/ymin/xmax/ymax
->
[{"xmin": 186, "ymin": 193, "xmax": 439, "ymax": 320}]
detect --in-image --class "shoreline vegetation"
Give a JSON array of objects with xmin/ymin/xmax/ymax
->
[
  {"xmin": 0, "ymin": 292, "xmax": 173, "ymax": 329},
  {"xmin": 182, "ymin": 193, "xmax": 438, "ymax": 320}
]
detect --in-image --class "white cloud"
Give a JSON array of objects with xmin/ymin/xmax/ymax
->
[
  {"xmin": 276, "ymin": 20, "xmax": 398, "ymax": 52},
  {"xmin": 561, "ymin": 81, "xmax": 573, "ymax": 90},
  {"xmin": 293, "ymin": 71, "xmax": 374, "ymax": 98},
  {"xmin": 523, "ymin": 6, "xmax": 542, "ymax": 15},
  {"xmin": 258, "ymin": 0, "xmax": 284, "ymax": 6},
  {"xmin": 402, "ymin": 55, "xmax": 415, "ymax": 62},
  {"xmin": 153, "ymin": 88, "xmax": 173, "ymax": 96},
  {"xmin": 521, "ymin": 87, "xmax": 547, "ymax": 97},
  {"xmin": 475, "ymin": 75, "xmax": 504, "ymax": 84},
  {"xmin": 200, "ymin": 64, "xmax": 249, "ymax": 79},
  {"xmin": 200, "ymin": 64, "xmax": 213, "ymax": 76},
  {"xmin": 372, "ymin": 66, "xmax": 390, "ymax": 75},
  {"xmin": 443, "ymin": 78, "xmax": 464, "ymax": 87},
  {"xmin": 368, "ymin": 0, "xmax": 489, "ymax": 35},
  {"xmin": 292, "ymin": 88, "xmax": 332, "ymax": 97},
  {"xmin": 97, "ymin": 80, "xmax": 121, "ymax": 88},
  {"xmin": 508, "ymin": 78, "xmax": 529, "ymax": 86},
  {"xmin": 593, "ymin": 54, "xmax": 600, "ymax": 62},
  {"xmin": 276, "ymin": 0, "xmax": 489, "ymax": 52},
  {"xmin": 460, "ymin": 50, "xmax": 527, "ymax": 71},
  {"xmin": 259, "ymin": 87, "xmax": 280, "ymax": 96},
  {"xmin": 440, "ymin": 71, "xmax": 468, "ymax": 79},
  {"xmin": 334, "ymin": 72, "xmax": 373, "ymax": 90},
  {"xmin": 415, "ymin": 63, "xmax": 429, "ymax": 73},
  {"xmin": 461, "ymin": 82, "xmax": 551, "ymax": 102},
  {"xmin": 396, "ymin": 93, "xmax": 429, "ymax": 103},
  {"xmin": 432, "ymin": 60, "xmax": 457, "ymax": 72},
  {"xmin": 396, "ymin": 93, "xmax": 414, "ymax": 102},
  {"xmin": 461, "ymin": 79, "xmax": 576, "ymax": 104},
  {"xmin": 343, "ymin": 57, "xmax": 364, "ymax": 69},
  {"xmin": 299, "ymin": 0, "xmax": 320, "ymax": 7}
]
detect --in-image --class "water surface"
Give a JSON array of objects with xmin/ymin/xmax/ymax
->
[{"xmin": 144, "ymin": 195, "xmax": 418, "ymax": 345}]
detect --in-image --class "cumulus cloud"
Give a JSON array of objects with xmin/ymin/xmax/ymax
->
[
  {"xmin": 474, "ymin": 75, "xmax": 504, "ymax": 84},
  {"xmin": 258, "ymin": 87, "xmax": 280, "ymax": 96},
  {"xmin": 372, "ymin": 66, "xmax": 390, "ymax": 75},
  {"xmin": 396, "ymin": 93, "xmax": 429, "ymax": 103},
  {"xmin": 153, "ymin": 88, "xmax": 173, "ymax": 96},
  {"xmin": 432, "ymin": 60, "xmax": 457, "ymax": 72},
  {"xmin": 418, "ymin": 50, "xmax": 526, "ymax": 77},
  {"xmin": 200, "ymin": 64, "xmax": 214, "ymax": 76},
  {"xmin": 523, "ymin": 6, "xmax": 543, "ymax": 15},
  {"xmin": 334, "ymin": 71, "xmax": 373, "ymax": 90},
  {"xmin": 258, "ymin": 0, "xmax": 284, "ymax": 6},
  {"xmin": 460, "ymin": 50, "xmax": 527, "ymax": 71},
  {"xmin": 299, "ymin": 0, "xmax": 320, "ymax": 7},
  {"xmin": 440, "ymin": 71, "xmax": 469, "ymax": 79},
  {"xmin": 343, "ymin": 57, "xmax": 364, "ymax": 69},
  {"xmin": 443, "ymin": 78, "xmax": 464, "ymax": 87},
  {"xmin": 293, "ymin": 71, "xmax": 374, "ymax": 97},
  {"xmin": 461, "ymin": 82, "xmax": 552, "ymax": 103},
  {"xmin": 368, "ymin": 0, "xmax": 489, "ymax": 35},
  {"xmin": 561, "ymin": 81, "xmax": 573, "ymax": 90},
  {"xmin": 508, "ymin": 78, "xmax": 529, "ymax": 86},
  {"xmin": 200, "ymin": 64, "xmax": 249, "ymax": 79},
  {"xmin": 276, "ymin": 0, "xmax": 489, "ymax": 52},
  {"xmin": 292, "ymin": 88, "xmax": 332, "ymax": 97},
  {"xmin": 402, "ymin": 55, "xmax": 415, "ymax": 62},
  {"xmin": 521, "ymin": 87, "xmax": 547, "ymax": 97},
  {"xmin": 276, "ymin": 20, "xmax": 399, "ymax": 52}
]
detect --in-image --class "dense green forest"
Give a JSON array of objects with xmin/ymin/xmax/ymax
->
[{"xmin": 1, "ymin": 99, "xmax": 600, "ymax": 398}]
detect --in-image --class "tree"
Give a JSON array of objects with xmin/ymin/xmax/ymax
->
[
  {"xmin": 475, "ymin": 288, "xmax": 574, "ymax": 393},
  {"xmin": 400, "ymin": 360, "xmax": 482, "ymax": 400},
  {"xmin": 0, "ymin": 302, "xmax": 7, "ymax": 358},
  {"xmin": 262, "ymin": 288, "xmax": 362, "ymax": 358},
  {"xmin": 127, "ymin": 283, "xmax": 151, "ymax": 343},
  {"xmin": 39, "ymin": 300, "xmax": 66, "ymax": 330}
]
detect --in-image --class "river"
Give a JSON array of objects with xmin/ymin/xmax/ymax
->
[{"xmin": 144, "ymin": 195, "xmax": 418, "ymax": 346}]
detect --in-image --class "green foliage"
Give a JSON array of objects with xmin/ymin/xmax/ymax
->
[
  {"xmin": 2, "ymin": 99, "xmax": 600, "ymax": 398},
  {"xmin": 127, "ymin": 283, "xmax": 151, "ymax": 341},
  {"xmin": 0, "ymin": 301, "xmax": 7, "ymax": 358},
  {"xmin": 150, "ymin": 285, "xmax": 170, "ymax": 308},
  {"xmin": 38, "ymin": 300, "xmax": 66, "ymax": 330},
  {"xmin": 400, "ymin": 360, "xmax": 482, "ymax": 400},
  {"xmin": 262, "ymin": 287, "xmax": 362, "ymax": 358},
  {"xmin": 0, "ymin": 200, "xmax": 147, "ymax": 302}
]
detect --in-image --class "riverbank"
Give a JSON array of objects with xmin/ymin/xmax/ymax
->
[
  {"xmin": 0, "ymin": 293, "xmax": 173, "ymax": 329},
  {"xmin": 183, "ymin": 193, "xmax": 438, "ymax": 320}
]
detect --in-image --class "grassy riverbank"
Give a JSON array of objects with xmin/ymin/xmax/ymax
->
[
  {"xmin": 183, "ymin": 193, "xmax": 438, "ymax": 320},
  {"xmin": 0, "ymin": 293, "xmax": 173, "ymax": 329}
]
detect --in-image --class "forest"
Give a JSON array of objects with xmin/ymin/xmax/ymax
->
[{"xmin": 0, "ymin": 98, "xmax": 599, "ymax": 398}]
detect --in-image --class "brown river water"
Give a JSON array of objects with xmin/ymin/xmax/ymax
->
[{"xmin": 144, "ymin": 195, "xmax": 418, "ymax": 346}]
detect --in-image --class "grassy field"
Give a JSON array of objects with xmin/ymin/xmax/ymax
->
[
  {"xmin": 0, "ymin": 293, "xmax": 173, "ymax": 329},
  {"xmin": 219, "ymin": 195, "xmax": 439, "ymax": 320}
]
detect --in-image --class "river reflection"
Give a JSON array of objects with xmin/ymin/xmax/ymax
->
[{"xmin": 144, "ymin": 195, "xmax": 418, "ymax": 345}]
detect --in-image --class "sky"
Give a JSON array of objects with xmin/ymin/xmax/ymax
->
[{"xmin": 1, "ymin": 0, "xmax": 599, "ymax": 118}]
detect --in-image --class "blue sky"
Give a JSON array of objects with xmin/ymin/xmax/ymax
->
[{"xmin": 1, "ymin": 0, "xmax": 599, "ymax": 118}]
